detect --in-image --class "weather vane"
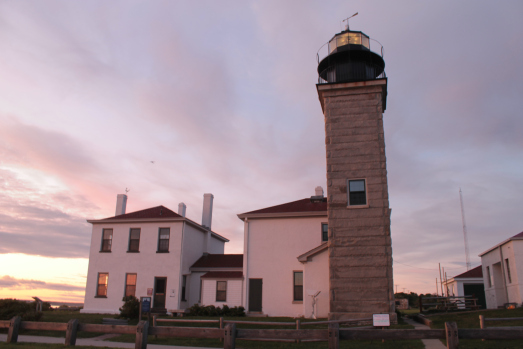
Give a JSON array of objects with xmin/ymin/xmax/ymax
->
[{"xmin": 342, "ymin": 12, "xmax": 358, "ymax": 31}]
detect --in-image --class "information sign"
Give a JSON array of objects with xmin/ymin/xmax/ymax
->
[
  {"xmin": 147, "ymin": 288, "xmax": 153, "ymax": 296},
  {"xmin": 141, "ymin": 297, "xmax": 151, "ymax": 313},
  {"xmin": 373, "ymin": 314, "xmax": 390, "ymax": 327}
]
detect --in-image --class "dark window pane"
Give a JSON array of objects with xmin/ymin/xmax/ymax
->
[
  {"xmin": 129, "ymin": 239, "xmax": 139, "ymax": 252},
  {"xmin": 294, "ymin": 286, "xmax": 303, "ymax": 301},
  {"xmin": 101, "ymin": 229, "xmax": 113, "ymax": 252},
  {"xmin": 158, "ymin": 228, "xmax": 170, "ymax": 252},
  {"xmin": 322, "ymin": 223, "xmax": 328, "ymax": 242},
  {"xmin": 349, "ymin": 191, "xmax": 366, "ymax": 205},
  {"xmin": 293, "ymin": 272, "xmax": 303, "ymax": 301},
  {"xmin": 216, "ymin": 281, "xmax": 227, "ymax": 301},
  {"xmin": 101, "ymin": 240, "xmax": 112, "ymax": 252},
  {"xmin": 158, "ymin": 239, "xmax": 169, "ymax": 252}
]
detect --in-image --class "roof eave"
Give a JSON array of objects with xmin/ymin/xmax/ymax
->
[
  {"xmin": 479, "ymin": 237, "xmax": 523, "ymax": 257},
  {"xmin": 238, "ymin": 211, "xmax": 328, "ymax": 221},
  {"xmin": 297, "ymin": 242, "xmax": 328, "ymax": 263}
]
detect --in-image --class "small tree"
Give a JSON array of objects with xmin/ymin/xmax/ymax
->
[{"xmin": 119, "ymin": 296, "xmax": 139, "ymax": 319}]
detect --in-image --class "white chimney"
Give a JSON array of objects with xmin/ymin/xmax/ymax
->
[
  {"xmin": 178, "ymin": 202, "xmax": 186, "ymax": 217},
  {"xmin": 115, "ymin": 194, "xmax": 127, "ymax": 216},
  {"xmin": 201, "ymin": 193, "xmax": 214, "ymax": 229},
  {"xmin": 315, "ymin": 186, "xmax": 324, "ymax": 197}
]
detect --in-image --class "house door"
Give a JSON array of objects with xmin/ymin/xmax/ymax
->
[
  {"xmin": 154, "ymin": 277, "xmax": 167, "ymax": 309},
  {"xmin": 464, "ymin": 284, "xmax": 486, "ymax": 309},
  {"xmin": 249, "ymin": 279, "xmax": 262, "ymax": 312}
]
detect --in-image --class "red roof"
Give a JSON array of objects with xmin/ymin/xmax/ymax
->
[
  {"xmin": 103, "ymin": 206, "xmax": 182, "ymax": 220},
  {"xmin": 512, "ymin": 231, "xmax": 523, "ymax": 238},
  {"xmin": 454, "ymin": 265, "xmax": 483, "ymax": 278},
  {"xmin": 239, "ymin": 198, "xmax": 327, "ymax": 216},
  {"xmin": 191, "ymin": 254, "xmax": 243, "ymax": 269},
  {"xmin": 201, "ymin": 271, "xmax": 243, "ymax": 279}
]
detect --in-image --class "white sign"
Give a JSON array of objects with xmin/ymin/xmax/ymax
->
[{"xmin": 373, "ymin": 314, "xmax": 390, "ymax": 327}]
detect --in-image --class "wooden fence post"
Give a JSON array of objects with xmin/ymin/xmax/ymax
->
[
  {"xmin": 219, "ymin": 317, "xmax": 224, "ymax": 343},
  {"xmin": 296, "ymin": 319, "xmax": 301, "ymax": 344},
  {"xmin": 152, "ymin": 314, "xmax": 157, "ymax": 339},
  {"xmin": 445, "ymin": 322, "xmax": 458, "ymax": 349},
  {"xmin": 135, "ymin": 320, "xmax": 149, "ymax": 349},
  {"xmin": 65, "ymin": 319, "xmax": 79, "ymax": 346},
  {"xmin": 223, "ymin": 323, "xmax": 236, "ymax": 349},
  {"xmin": 328, "ymin": 323, "xmax": 339, "ymax": 349},
  {"xmin": 7, "ymin": 316, "xmax": 21, "ymax": 343}
]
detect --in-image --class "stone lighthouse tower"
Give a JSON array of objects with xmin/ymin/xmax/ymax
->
[{"xmin": 316, "ymin": 24, "xmax": 395, "ymax": 321}]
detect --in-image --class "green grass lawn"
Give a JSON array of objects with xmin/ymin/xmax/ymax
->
[{"xmin": 426, "ymin": 307, "xmax": 523, "ymax": 349}]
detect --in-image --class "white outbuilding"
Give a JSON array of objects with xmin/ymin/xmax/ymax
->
[{"xmin": 479, "ymin": 231, "xmax": 523, "ymax": 309}]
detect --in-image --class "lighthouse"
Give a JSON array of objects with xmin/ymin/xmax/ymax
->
[{"xmin": 316, "ymin": 23, "xmax": 395, "ymax": 321}]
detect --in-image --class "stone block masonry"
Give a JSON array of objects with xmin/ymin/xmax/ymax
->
[{"xmin": 317, "ymin": 80, "xmax": 396, "ymax": 322}]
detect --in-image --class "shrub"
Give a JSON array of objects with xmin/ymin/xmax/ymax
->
[
  {"xmin": 119, "ymin": 296, "xmax": 139, "ymax": 319},
  {"xmin": 186, "ymin": 304, "xmax": 245, "ymax": 317},
  {"xmin": 0, "ymin": 299, "xmax": 42, "ymax": 321}
]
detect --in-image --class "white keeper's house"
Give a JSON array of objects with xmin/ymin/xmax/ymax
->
[
  {"xmin": 82, "ymin": 193, "xmax": 230, "ymax": 314},
  {"xmin": 82, "ymin": 187, "xmax": 330, "ymax": 318}
]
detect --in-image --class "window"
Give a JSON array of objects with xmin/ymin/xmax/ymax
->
[
  {"xmin": 97, "ymin": 273, "xmax": 108, "ymax": 297},
  {"xmin": 348, "ymin": 179, "xmax": 367, "ymax": 206},
  {"xmin": 505, "ymin": 259, "xmax": 512, "ymax": 283},
  {"xmin": 486, "ymin": 266, "xmax": 492, "ymax": 287},
  {"xmin": 101, "ymin": 229, "xmax": 113, "ymax": 252},
  {"xmin": 322, "ymin": 223, "xmax": 328, "ymax": 242},
  {"xmin": 128, "ymin": 228, "xmax": 140, "ymax": 252},
  {"xmin": 181, "ymin": 275, "xmax": 187, "ymax": 302},
  {"xmin": 293, "ymin": 272, "xmax": 303, "ymax": 301},
  {"xmin": 216, "ymin": 281, "xmax": 227, "ymax": 302},
  {"xmin": 125, "ymin": 273, "xmax": 137, "ymax": 297},
  {"xmin": 158, "ymin": 228, "xmax": 170, "ymax": 252}
]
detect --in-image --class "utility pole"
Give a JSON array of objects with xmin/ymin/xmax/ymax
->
[{"xmin": 459, "ymin": 188, "xmax": 471, "ymax": 270}]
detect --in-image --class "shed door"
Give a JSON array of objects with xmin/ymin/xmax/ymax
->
[{"xmin": 249, "ymin": 279, "xmax": 262, "ymax": 312}]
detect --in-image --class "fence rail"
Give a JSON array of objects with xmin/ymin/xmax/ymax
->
[{"xmin": 3, "ymin": 316, "xmax": 523, "ymax": 349}]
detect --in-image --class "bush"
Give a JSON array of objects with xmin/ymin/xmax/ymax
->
[
  {"xmin": 0, "ymin": 299, "xmax": 42, "ymax": 321},
  {"xmin": 119, "ymin": 296, "xmax": 139, "ymax": 319},
  {"xmin": 186, "ymin": 304, "xmax": 245, "ymax": 317}
]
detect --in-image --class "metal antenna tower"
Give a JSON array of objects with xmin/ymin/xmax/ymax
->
[{"xmin": 459, "ymin": 188, "xmax": 471, "ymax": 270}]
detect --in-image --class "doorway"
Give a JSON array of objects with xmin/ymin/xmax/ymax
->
[
  {"xmin": 154, "ymin": 277, "xmax": 167, "ymax": 310},
  {"xmin": 249, "ymin": 279, "xmax": 262, "ymax": 312}
]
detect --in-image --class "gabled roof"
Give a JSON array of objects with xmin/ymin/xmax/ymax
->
[
  {"xmin": 201, "ymin": 271, "xmax": 243, "ymax": 279},
  {"xmin": 238, "ymin": 198, "xmax": 327, "ymax": 220},
  {"xmin": 479, "ymin": 231, "xmax": 523, "ymax": 257},
  {"xmin": 191, "ymin": 254, "xmax": 243, "ymax": 269},
  {"xmin": 87, "ymin": 205, "xmax": 229, "ymax": 242},
  {"xmin": 297, "ymin": 242, "xmax": 328, "ymax": 263},
  {"xmin": 103, "ymin": 206, "xmax": 181, "ymax": 220},
  {"xmin": 453, "ymin": 265, "xmax": 483, "ymax": 279}
]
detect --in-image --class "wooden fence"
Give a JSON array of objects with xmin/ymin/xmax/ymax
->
[
  {"xmin": 419, "ymin": 295, "xmax": 479, "ymax": 312},
  {"xmin": 2, "ymin": 316, "xmax": 523, "ymax": 349}
]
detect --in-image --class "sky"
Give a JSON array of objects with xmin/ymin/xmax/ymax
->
[{"xmin": 1, "ymin": 0, "xmax": 522, "ymax": 303}]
